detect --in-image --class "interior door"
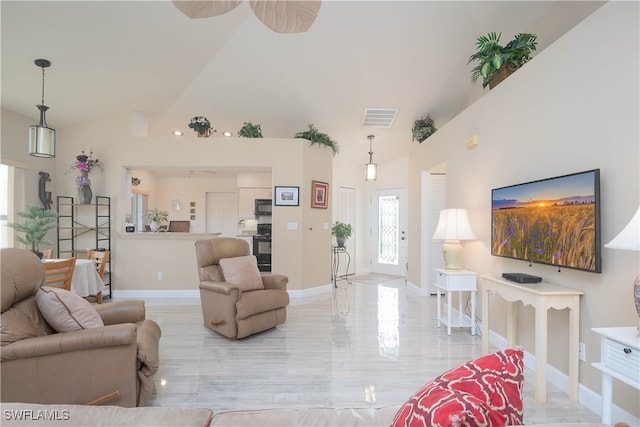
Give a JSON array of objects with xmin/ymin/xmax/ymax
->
[
  {"xmin": 370, "ymin": 189, "xmax": 408, "ymax": 276},
  {"xmin": 206, "ymin": 192, "xmax": 237, "ymax": 236},
  {"xmin": 337, "ymin": 186, "xmax": 357, "ymax": 277}
]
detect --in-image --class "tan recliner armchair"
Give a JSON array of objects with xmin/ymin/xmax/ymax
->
[
  {"xmin": 0, "ymin": 248, "xmax": 161, "ymax": 407},
  {"xmin": 195, "ymin": 238, "xmax": 289, "ymax": 339}
]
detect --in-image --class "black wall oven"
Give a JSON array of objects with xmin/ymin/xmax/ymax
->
[{"xmin": 253, "ymin": 223, "xmax": 271, "ymax": 272}]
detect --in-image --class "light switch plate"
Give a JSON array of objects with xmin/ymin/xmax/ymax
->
[{"xmin": 287, "ymin": 222, "xmax": 298, "ymax": 230}]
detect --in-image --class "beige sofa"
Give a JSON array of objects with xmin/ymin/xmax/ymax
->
[
  {"xmin": 0, "ymin": 248, "xmax": 161, "ymax": 407},
  {"xmin": 0, "ymin": 403, "xmax": 607, "ymax": 426}
]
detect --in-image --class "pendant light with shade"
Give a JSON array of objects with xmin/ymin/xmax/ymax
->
[
  {"xmin": 28, "ymin": 59, "xmax": 55, "ymax": 158},
  {"xmin": 365, "ymin": 135, "xmax": 377, "ymax": 181}
]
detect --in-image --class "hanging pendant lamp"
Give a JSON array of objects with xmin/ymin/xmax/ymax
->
[
  {"xmin": 28, "ymin": 59, "xmax": 56, "ymax": 158},
  {"xmin": 365, "ymin": 135, "xmax": 377, "ymax": 181}
]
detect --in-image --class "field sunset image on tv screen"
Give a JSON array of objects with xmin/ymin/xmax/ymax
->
[{"xmin": 491, "ymin": 169, "xmax": 601, "ymax": 273}]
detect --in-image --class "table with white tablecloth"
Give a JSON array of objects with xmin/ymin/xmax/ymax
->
[{"xmin": 43, "ymin": 258, "xmax": 105, "ymax": 297}]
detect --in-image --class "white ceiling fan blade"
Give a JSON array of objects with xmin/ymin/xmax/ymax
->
[
  {"xmin": 250, "ymin": 0, "xmax": 321, "ymax": 34},
  {"xmin": 172, "ymin": 0, "xmax": 243, "ymax": 19}
]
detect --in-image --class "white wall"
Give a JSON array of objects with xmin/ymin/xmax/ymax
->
[
  {"xmin": 408, "ymin": 2, "xmax": 639, "ymax": 418},
  {"xmin": 2, "ymin": 108, "xmax": 334, "ymax": 292}
]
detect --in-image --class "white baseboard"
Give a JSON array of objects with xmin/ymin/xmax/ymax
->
[
  {"xmin": 406, "ymin": 280, "xmax": 431, "ymax": 296},
  {"xmin": 113, "ymin": 285, "xmax": 335, "ymax": 300},
  {"xmin": 288, "ymin": 284, "xmax": 333, "ymax": 299},
  {"xmin": 112, "ymin": 289, "xmax": 200, "ymax": 299},
  {"xmin": 486, "ymin": 326, "xmax": 639, "ymax": 426}
]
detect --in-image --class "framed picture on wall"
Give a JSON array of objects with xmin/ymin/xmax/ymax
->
[
  {"xmin": 274, "ymin": 186, "xmax": 299, "ymax": 206},
  {"xmin": 311, "ymin": 180, "xmax": 328, "ymax": 209}
]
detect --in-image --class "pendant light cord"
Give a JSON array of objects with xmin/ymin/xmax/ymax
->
[{"xmin": 40, "ymin": 65, "xmax": 46, "ymax": 106}]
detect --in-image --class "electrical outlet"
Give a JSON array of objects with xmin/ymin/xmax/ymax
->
[
  {"xmin": 157, "ymin": 272, "xmax": 163, "ymax": 281},
  {"xmin": 579, "ymin": 342, "xmax": 586, "ymax": 361}
]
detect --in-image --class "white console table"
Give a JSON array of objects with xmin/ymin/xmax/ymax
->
[
  {"xmin": 479, "ymin": 275, "xmax": 583, "ymax": 403},
  {"xmin": 591, "ymin": 327, "xmax": 640, "ymax": 424},
  {"xmin": 434, "ymin": 269, "xmax": 477, "ymax": 335}
]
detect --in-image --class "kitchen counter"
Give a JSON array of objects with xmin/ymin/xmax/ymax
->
[{"xmin": 119, "ymin": 232, "xmax": 222, "ymax": 239}]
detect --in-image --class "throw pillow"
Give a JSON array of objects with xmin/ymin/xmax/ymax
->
[
  {"xmin": 35, "ymin": 286, "xmax": 104, "ymax": 333},
  {"xmin": 391, "ymin": 348, "xmax": 524, "ymax": 427},
  {"xmin": 219, "ymin": 255, "xmax": 264, "ymax": 292}
]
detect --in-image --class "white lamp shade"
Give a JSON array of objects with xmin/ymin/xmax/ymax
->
[
  {"xmin": 365, "ymin": 162, "xmax": 377, "ymax": 181},
  {"xmin": 605, "ymin": 206, "xmax": 640, "ymax": 251},
  {"xmin": 28, "ymin": 125, "xmax": 56, "ymax": 157},
  {"xmin": 432, "ymin": 208, "xmax": 476, "ymax": 241}
]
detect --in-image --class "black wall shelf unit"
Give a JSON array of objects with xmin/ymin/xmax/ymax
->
[{"xmin": 56, "ymin": 195, "xmax": 112, "ymax": 298}]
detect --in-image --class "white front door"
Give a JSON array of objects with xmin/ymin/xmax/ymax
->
[
  {"xmin": 370, "ymin": 189, "xmax": 408, "ymax": 276},
  {"xmin": 206, "ymin": 192, "xmax": 237, "ymax": 236}
]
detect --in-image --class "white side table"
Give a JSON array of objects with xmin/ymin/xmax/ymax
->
[
  {"xmin": 433, "ymin": 269, "xmax": 477, "ymax": 335},
  {"xmin": 592, "ymin": 327, "xmax": 640, "ymax": 424}
]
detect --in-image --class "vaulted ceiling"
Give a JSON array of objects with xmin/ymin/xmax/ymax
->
[{"xmin": 2, "ymin": 1, "xmax": 604, "ymax": 165}]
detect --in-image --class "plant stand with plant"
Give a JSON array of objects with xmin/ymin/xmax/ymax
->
[{"xmin": 331, "ymin": 221, "xmax": 353, "ymax": 248}]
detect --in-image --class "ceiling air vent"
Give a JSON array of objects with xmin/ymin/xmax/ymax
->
[{"xmin": 361, "ymin": 108, "xmax": 398, "ymax": 128}]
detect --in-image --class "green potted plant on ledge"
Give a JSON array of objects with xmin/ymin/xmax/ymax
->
[
  {"xmin": 468, "ymin": 32, "xmax": 537, "ymax": 89},
  {"xmin": 331, "ymin": 221, "xmax": 353, "ymax": 248},
  {"xmin": 294, "ymin": 124, "xmax": 339, "ymax": 156},
  {"xmin": 144, "ymin": 208, "xmax": 169, "ymax": 232},
  {"xmin": 7, "ymin": 205, "xmax": 58, "ymax": 257},
  {"xmin": 412, "ymin": 115, "xmax": 437, "ymax": 143},
  {"xmin": 237, "ymin": 122, "xmax": 263, "ymax": 138}
]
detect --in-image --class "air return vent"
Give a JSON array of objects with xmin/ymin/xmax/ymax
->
[{"xmin": 361, "ymin": 108, "xmax": 398, "ymax": 128}]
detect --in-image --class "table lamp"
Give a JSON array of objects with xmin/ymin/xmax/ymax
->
[
  {"xmin": 604, "ymin": 205, "xmax": 640, "ymax": 335},
  {"xmin": 432, "ymin": 208, "xmax": 476, "ymax": 270}
]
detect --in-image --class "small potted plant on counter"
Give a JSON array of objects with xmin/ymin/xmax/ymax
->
[
  {"xmin": 144, "ymin": 208, "xmax": 169, "ymax": 232},
  {"xmin": 331, "ymin": 221, "xmax": 353, "ymax": 248},
  {"xmin": 7, "ymin": 205, "xmax": 58, "ymax": 257}
]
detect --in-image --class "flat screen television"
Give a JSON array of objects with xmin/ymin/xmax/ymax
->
[{"xmin": 491, "ymin": 169, "xmax": 601, "ymax": 273}]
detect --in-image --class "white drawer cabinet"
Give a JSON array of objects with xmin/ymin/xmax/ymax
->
[
  {"xmin": 592, "ymin": 327, "xmax": 640, "ymax": 424},
  {"xmin": 433, "ymin": 269, "xmax": 477, "ymax": 335}
]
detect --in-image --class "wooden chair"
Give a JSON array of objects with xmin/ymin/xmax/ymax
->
[
  {"xmin": 43, "ymin": 257, "xmax": 76, "ymax": 291},
  {"xmin": 41, "ymin": 248, "xmax": 53, "ymax": 259},
  {"xmin": 87, "ymin": 250, "xmax": 109, "ymax": 303}
]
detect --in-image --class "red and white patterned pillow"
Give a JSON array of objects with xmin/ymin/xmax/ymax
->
[{"xmin": 391, "ymin": 348, "xmax": 524, "ymax": 427}]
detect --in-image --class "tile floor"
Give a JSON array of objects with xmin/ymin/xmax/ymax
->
[{"xmin": 141, "ymin": 276, "xmax": 601, "ymax": 424}]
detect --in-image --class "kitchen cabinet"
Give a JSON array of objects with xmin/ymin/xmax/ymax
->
[{"xmin": 238, "ymin": 188, "xmax": 272, "ymax": 218}]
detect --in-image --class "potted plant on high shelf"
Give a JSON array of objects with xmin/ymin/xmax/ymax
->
[
  {"xmin": 6, "ymin": 205, "xmax": 58, "ymax": 257},
  {"xmin": 412, "ymin": 115, "xmax": 438, "ymax": 143},
  {"xmin": 188, "ymin": 116, "xmax": 216, "ymax": 137},
  {"xmin": 467, "ymin": 32, "xmax": 538, "ymax": 89},
  {"xmin": 331, "ymin": 221, "xmax": 353, "ymax": 248},
  {"xmin": 144, "ymin": 208, "xmax": 169, "ymax": 232},
  {"xmin": 294, "ymin": 124, "xmax": 339, "ymax": 156},
  {"xmin": 237, "ymin": 122, "xmax": 263, "ymax": 138}
]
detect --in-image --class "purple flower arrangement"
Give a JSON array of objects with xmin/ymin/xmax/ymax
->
[{"xmin": 68, "ymin": 150, "xmax": 102, "ymax": 188}]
